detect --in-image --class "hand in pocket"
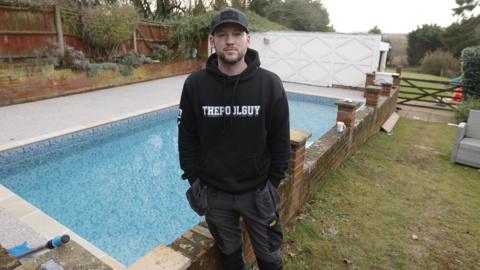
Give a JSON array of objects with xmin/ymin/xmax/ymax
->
[{"xmin": 186, "ymin": 178, "xmax": 208, "ymax": 216}]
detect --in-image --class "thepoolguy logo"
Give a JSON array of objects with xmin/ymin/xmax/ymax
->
[{"xmin": 202, "ymin": 105, "xmax": 261, "ymax": 117}]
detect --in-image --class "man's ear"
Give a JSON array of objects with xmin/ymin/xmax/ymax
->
[
  {"xmin": 246, "ymin": 34, "xmax": 251, "ymax": 46},
  {"xmin": 209, "ymin": 35, "xmax": 215, "ymax": 47}
]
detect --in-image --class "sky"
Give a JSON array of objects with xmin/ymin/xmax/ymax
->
[{"xmin": 321, "ymin": 0, "xmax": 464, "ymax": 34}]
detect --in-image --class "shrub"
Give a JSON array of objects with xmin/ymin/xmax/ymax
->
[
  {"xmin": 461, "ymin": 46, "xmax": 480, "ymax": 98},
  {"xmin": 120, "ymin": 65, "xmax": 134, "ymax": 76},
  {"xmin": 86, "ymin": 63, "xmax": 102, "ymax": 77},
  {"xmin": 173, "ymin": 12, "xmax": 213, "ymax": 59},
  {"xmin": 455, "ymin": 97, "xmax": 480, "ymax": 123},
  {"xmin": 86, "ymin": 63, "xmax": 118, "ymax": 77},
  {"xmin": 151, "ymin": 44, "xmax": 175, "ymax": 61},
  {"xmin": 82, "ymin": 5, "xmax": 139, "ymax": 61},
  {"xmin": 31, "ymin": 39, "xmax": 61, "ymax": 69},
  {"xmin": 101, "ymin": 63, "xmax": 118, "ymax": 70},
  {"xmin": 64, "ymin": 46, "xmax": 88, "ymax": 70},
  {"xmin": 420, "ymin": 50, "xmax": 460, "ymax": 77},
  {"xmin": 121, "ymin": 50, "xmax": 145, "ymax": 67}
]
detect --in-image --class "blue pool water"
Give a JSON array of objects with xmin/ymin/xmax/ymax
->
[
  {"xmin": 0, "ymin": 93, "xmax": 337, "ymax": 265},
  {"xmin": 288, "ymin": 94, "xmax": 337, "ymax": 144}
]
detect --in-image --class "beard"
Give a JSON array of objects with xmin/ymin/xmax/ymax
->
[{"xmin": 217, "ymin": 48, "xmax": 246, "ymax": 65}]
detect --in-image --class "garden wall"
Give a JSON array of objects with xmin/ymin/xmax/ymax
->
[
  {"xmin": 0, "ymin": 59, "xmax": 204, "ymax": 106},
  {"xmin": 166, "ymin": 87, "xmax": 399, "ymax": 269}
]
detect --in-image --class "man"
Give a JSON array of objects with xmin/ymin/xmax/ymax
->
[{"xmin": 178, "ymin": 7, "xmax": 290, "ymax": 270}]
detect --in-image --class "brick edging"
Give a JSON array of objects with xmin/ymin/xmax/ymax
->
[{"xmin": 0, "ymin": 59, "xmax": 204, "ymax": 107}]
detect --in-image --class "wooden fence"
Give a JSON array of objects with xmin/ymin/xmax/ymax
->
[{"xmin": 0, "ymin": 5, "xmax": 176, "ymax": 59}]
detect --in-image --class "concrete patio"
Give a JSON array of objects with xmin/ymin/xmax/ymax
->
[{"xmin": 396, "ymin": 103, "xmax": 455, "ymax": 123}]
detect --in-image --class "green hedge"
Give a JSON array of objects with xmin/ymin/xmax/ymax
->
[
  {"xmin": 461, "ymin": 46, "xmax": 480, "ymax": 98},
  {"xmin": 455, "ymin": 97, "xmax": 480, "ymax": 123}
]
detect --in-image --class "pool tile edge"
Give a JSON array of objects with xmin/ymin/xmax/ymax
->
[
  {"xmin": 0, "ymin": 184, "xmax": 13, "ymax": 200},
  {"xmin": 100, "ymin": 254, "xmax": 128, "ymax": 270},
  {"xmin": 287, "ymin": 88, "xmax": 364, "ymax": 103},
  {"xmin": 0, "ymin": 102, "xmax": 179, "ymax": 153}
]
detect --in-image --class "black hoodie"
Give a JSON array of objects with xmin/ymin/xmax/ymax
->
[{"xmin": 178, "ymin": 48, "xmax": 290, "ymax": 194}]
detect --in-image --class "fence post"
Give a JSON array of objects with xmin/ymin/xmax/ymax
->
[
  {"xmin": 395, "ymin": 66, "xmax": 402, "ymax": 75},
  {"xmin": 392, "ymin": 74, "xmax": 401, "ymax": 89},
  {"xmin": 133, "ymin": 26, "xmax": 138, "ymax": 53},
  {"xmin": 54, "ymin": 5, "xmax": 65, "ymax": 57}
]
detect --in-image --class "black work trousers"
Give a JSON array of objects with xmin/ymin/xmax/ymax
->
[{"xmin": 204, "ymin": 181, "xmax": 283, "ymax": 270}]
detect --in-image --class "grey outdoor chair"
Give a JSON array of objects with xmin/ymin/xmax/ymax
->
[{"xmin": 451, "ymin": 109, "xmax": 480, "ymax": 168}]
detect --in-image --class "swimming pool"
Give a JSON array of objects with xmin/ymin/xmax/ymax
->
[
  {"xmin": 288, "ymin": 92, "xmax": 338, "ymax": 144},
  {"xmin": 0, "ymin": 93, "xmax": 337, "ymax": 265}
]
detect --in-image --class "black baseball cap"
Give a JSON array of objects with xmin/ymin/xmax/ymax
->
[{"xmin": 210, "ymin": 8, "xmax": 249, "ymax": 34}]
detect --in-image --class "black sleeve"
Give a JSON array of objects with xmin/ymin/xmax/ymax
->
[
  {"xmin": 178, "ymin": 80, "xmax": 199, "ymax": 185},
  {"xmin": 267, "ymin": 83, "xmax": 291, "ymax": 188}
]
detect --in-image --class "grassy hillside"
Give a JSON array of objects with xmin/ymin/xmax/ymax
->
[{"xmin": 245, "ymin": 10, "xmax": 290, "ymax": 32}]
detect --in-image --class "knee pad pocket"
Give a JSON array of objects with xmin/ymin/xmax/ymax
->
[{"xmin": 267, "ymin": 218, "xmax": 283, "ymax": 252}]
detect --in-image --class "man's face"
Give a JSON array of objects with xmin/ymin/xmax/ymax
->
[{"xmin": 210, "ymin": 23, "xmax": 250, "ymax": 65}]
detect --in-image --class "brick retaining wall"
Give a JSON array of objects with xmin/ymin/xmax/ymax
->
[{"xmin": 0, "ymin": 59, "xmax": 204, "ymax": 107}]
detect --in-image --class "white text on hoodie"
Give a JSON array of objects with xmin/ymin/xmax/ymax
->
[{"xmin": 202, "ymin": 105, "xmax": 261, "ymax": 117}]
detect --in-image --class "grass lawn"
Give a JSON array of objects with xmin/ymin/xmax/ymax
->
[
  {"xmin": 282, "ymin": 118, "xmax": 480, "ymax": 269},
  {"xmin": 399, "ymin": 71, "xmax": 450, "ymax": 81}
]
